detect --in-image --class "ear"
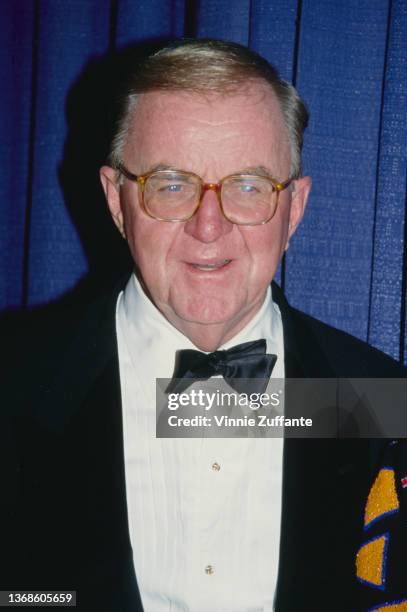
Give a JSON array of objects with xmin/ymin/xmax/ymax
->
[
  {"xmin": 100, "ymin": 165, "xmax": 126, "ymax": 238},
  {"xmin": 287, "ymin": 175, "xmax": 312, "ymax": 242}
]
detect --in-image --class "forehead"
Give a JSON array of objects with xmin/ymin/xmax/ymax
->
[{"xmin": 123, "ymin": 81, "xmax": 291, "ymax": 177}]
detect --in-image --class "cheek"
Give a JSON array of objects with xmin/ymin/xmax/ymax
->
[
  {"xmin": 124, "ymin": 209, "xmax": 181, "ymax": 291},
  {"xmin": 243, "ymin": 225, "xmax": 287, "ymax": 286}
]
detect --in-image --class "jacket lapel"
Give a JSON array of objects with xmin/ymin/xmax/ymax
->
[
  {"xmin": 30, "ymin": 286, "xmax": 143, "ymax": 610},
  {"xmin": 272, "ymin": 283, "xmax": 369, "ymax": 610}
]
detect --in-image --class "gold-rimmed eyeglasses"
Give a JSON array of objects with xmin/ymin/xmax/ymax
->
[{"xmin": 116, "ymin": 161, "xmax": 292, "ymax": 226}]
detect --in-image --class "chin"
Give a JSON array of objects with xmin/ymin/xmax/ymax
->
[{"xmin": 173, "ymin": 295, "xmax": 241, "ymax": 326}]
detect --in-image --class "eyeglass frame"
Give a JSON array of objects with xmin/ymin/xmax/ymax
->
[{"xmin": 115, "ymin": 161, "xmax": 293, "ymax": 226}]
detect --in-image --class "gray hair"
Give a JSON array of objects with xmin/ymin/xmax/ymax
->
[{"xmin": 109, "ymin": 39, "xmax": 308, "ymax": 178}]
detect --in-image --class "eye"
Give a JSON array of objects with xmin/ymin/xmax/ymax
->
[
  {"xmin": 239, "ymin": 183, "xmax": 259, "ymax": 193},
  {"xmin": 156, "ymin": 181, "xmax": 189, "ymax": 195},
  {"xmin": 163, "ymin": 183, "xmax": 184, "ymax": 193}
]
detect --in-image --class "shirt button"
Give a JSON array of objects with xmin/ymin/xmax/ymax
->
[
  {"xmin": 211, "ymin": 462, "xmax": 221, "ymax": 472},
  {"xmin": 205, "ymin": 564, "xmax": 214, "ymax": 575}
]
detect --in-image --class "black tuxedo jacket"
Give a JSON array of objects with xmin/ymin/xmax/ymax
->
[{"xmin": 1, "ymin": 281, "xmax": 405, "ymax": 611}]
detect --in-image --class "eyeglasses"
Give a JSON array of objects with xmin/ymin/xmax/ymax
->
[{"xmin": 116, "ymin": 162, "xmax": 292, "ymax": 226}]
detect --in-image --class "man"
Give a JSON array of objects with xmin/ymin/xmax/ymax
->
[{"xmin": 3, "ymin": 39, "xmax": 405, "ymax": 611}]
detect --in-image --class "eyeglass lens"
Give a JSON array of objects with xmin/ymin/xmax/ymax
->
[{"xmin": 143, "ymin": 172, "xmax": 277, "ymax": 224}]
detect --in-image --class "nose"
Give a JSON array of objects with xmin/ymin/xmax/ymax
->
[{"xmin": 184, "ymin": 186, "xmax": 233, "ymax": 243}]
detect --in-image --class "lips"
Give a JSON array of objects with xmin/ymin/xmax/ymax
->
[{"xmin": 188, "ymin": 259, "xmax": 232, "ymax": 271}]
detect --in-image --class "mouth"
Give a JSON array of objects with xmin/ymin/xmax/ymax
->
[{"xmin": 188, "ymin": 259, "xmax": 232, "ymax": 272}]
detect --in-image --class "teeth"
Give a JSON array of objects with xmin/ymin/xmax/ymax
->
[{"xmin": 193, "ymin": 259, "xmax": 231, "ymax": 270}]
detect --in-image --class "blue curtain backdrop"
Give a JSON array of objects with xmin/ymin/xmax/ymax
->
[{"xmin": 1, "ymin": 0, "xmax": 406, "ymax": 364}]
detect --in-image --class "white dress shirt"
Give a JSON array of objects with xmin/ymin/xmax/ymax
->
[{"xmin": 116, "ymin": 274, "xmax": 285, "ymax": 611}]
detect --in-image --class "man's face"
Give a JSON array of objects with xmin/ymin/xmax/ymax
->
[{"xmin": 101, "ymin": 82, "xmax": 311, "ymax": 350}]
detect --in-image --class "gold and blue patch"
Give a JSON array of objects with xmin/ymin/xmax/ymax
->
[
  {"xmin": 357, "ymin": 441, "xmax": 407, "ymax": 611},
  {"xmin": 364, "ymin": 468, "xmax": 399, "ymax": 530},
  {"xmin": 356, "ymin": 533, "xmax": 389, "ymax": 590}
]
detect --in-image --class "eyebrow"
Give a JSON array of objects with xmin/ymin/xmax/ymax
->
[
  {"xmin": 238, "ymin": 165, "xmax": 275, "ymax": 178},
  {"xmin": 146, "ymin": 163, "xmax": 176, "ymax": 173},
  {"xmin": 143, "ymin": 164, "xmax": 276, "ymax": 178}
]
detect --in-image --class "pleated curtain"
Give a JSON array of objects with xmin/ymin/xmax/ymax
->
[{"xmin": 1, "ymin": 0, "xmax": 406, "ymax": 364}]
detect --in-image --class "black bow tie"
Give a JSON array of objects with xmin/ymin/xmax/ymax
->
[{"xmin": 168, "ymin": 339, "xmax": 277, "ymax": 394}]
